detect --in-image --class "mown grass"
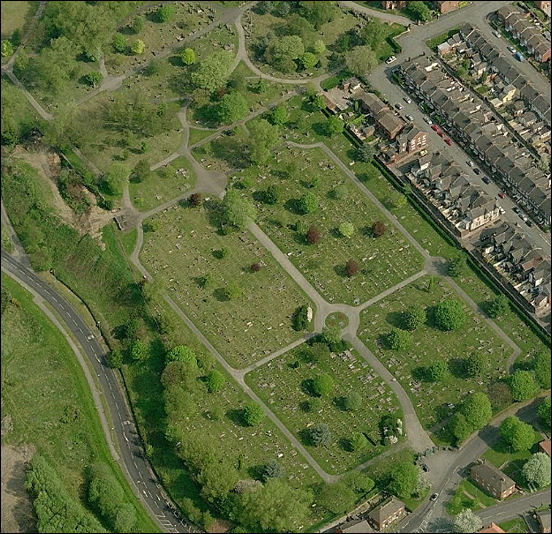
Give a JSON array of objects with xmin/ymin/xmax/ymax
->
[{"xmin": 1, "ymin": 273, "xmax": 159, "ymax": 532}]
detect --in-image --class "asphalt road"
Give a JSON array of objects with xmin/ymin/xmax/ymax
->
[
  {"xmin": 360, "ymin": 0, "xmax": 551, "ymax": 257},
  {"xmin": 477, "ymin": 488, "xmax": 551, "ymax": 524},
  {"xmin": 1, "ymin": 251, "xmax": 199, "ymax": 534}
]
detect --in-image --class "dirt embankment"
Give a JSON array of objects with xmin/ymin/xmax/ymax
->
[
  {"xmin": 11, "ymin": 146, "xmax": 115, "ymax": 243},
  {"xmin": 1, "ymin": 443, "xmax": 36, "ymax": 533}
]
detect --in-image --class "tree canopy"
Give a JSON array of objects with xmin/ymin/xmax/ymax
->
[
  {"xmin": 312, "ymin": 374, "xmax": 334, "ymax": 397},
  {"xmin": 388, "ymin": 461, "xmax": 419, "ymax": 498},
  {"xmin": 522, "ymin": 452, "xmax": 551, "ymax": 487},
  {"xmin": 401, "ymin": 305, "xmax": 425, "ymax": 331},
  {"xmin": 345, "ymin": 46, "xmax": 378, "ymax": 77},
  {"xmin": 243, "ymin": 402, "xmax": 265, "ymax": 426},
  {"xmin": 220, "ymin": 190, "xmax": 256, "ymax": 230},
  {"xmin": 499, "ymin": 416, "xmax": 535, "ymax": 452},
  {"xmin": 433, "ymin": 299, "xmax": 466, "ymax": 331},
  {"xmin": 191, "ymin": 50, "xmax": 233, "ymax": 92},
  {"xmin": 216, "ymin": 91, "xmax": 249, "ymax": 124},
  {"xmin": 508, "ymin": 370, "xmax": 540, "ymax": 401},
  {"xmin": 452, "ymin": 509, "xmax": 482, "ymax": 533}
]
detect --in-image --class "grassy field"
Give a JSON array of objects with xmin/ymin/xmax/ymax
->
[
  {"xmin": 358, "ymin": 275, "xmax": 512, "ymax": 434},
  {"xmin": 498, "ymin": 517, "xmax": 528, "ymax": 533},
  {"xmin": 1, "ymin": 223, "xmax": 14, "ymax": 252},
  {"xmin": 129, "ymin": 156, "xmax": 196, "ymax": 212},
  {"xmin": 140, "ymin": 203, "xmax": 315, "ymax": 368},
  {"xmin": 0, "ymin": 273, "xmax": 159, "ymax": 532},
  {"xmin": 229, "ymin": 144, "xmax": 424, "ymax": 305},
  {"xmin": 0, "ymin": 0, "xmax": 36, "ymax": 38},
  {"xmin": 246, "ymin": 344, "xmax": 403, "ymax": 474},
  {"xmin": 446, "ymin": 479, "xmax": 497, "ymax": 515}
]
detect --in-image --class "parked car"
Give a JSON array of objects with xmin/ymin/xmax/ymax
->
[
  {"xmin": 498, "ymin": 191, "xmax": 506, "ymax": 199},
  {"xmin": 431, "ymin": 124, "xmax": 440, "ymax": 132},
  {"xmin": 386, "ymin": 55, "xmax": 397, "ymax": 64},
  {"xmin": 422, "ymin": 464, "xmax": 430, "ymax": 472},
  {"xmin": 406, "ymin": 114, "xmax": 414, "ymax": 121},
  {"xmin": 395, "ymin": 102, "xmax": 403, "ymax": 110},
  {"xmin": 444, "ymin": 137, "xmax": 453, "ymax": 145},
  {"xmin": 498, "ymin": 206, "xmax": 505, "ymax": 214},
  {"xmin": 526, "ymin": 219, "xmax": 533, "ymax": 227},
  {"xmin": 473, "ymin": 167, "xmax": 481, "ymax": 175},
  {"xmin": 467, "ymin": 160, "xmax": 475, "ymax": 167},
  {"xmin": 423, "ymin": 116, "xmax": 433, "ymax": 125},
  {"xmin": 430, "ymin": 493, "xmax": 439, "ymax": 501},
  {"xmin": 403, "ymin": 96, "xmax": 412, "ymax": 104},
  {"xmin": 438, "ymin": 130, "xmax": 445, "ymax": 138},
  {"xmin": 513, "ymin": 206, "xmax": 520, "ymax": 213},
  {"xmin": 520, "ymin": 212, "xmax": 529, "ymax": 222},
  {"xmin": 492, "ymin": 29, "xmax": 501, "ymax": 38},
  {"xmin": 508, "ymin": 45, "xmax": 516, "ymax": 53},
  {"xmin": 514, "ymin": 51, "xmax": 524, "ymax": 61},
  {"xmin": 482, "ymin": 175, "xmax": 491, "ymax": 184}
]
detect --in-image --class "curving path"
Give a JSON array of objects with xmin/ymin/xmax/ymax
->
[{"xmin": 338, "ymin": 0, "xmax": 413, "ymax": 25}]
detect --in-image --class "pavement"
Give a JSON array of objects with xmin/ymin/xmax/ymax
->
[{"xmin": 1, "ymin": 251, "xmax": 198, "ymax": 534}]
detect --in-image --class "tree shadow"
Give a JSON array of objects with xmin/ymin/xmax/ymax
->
[
  {"xmin": 168, "ymin": 55, "xmax": 184, "ymax": 67},
  {"xmin": 339, "ymin": 437, "xmax": 354, "ymax": 452},
  {"xmin": 225, "ymin": 408, "xmax": 247, "ymax": 427},
  {"xmin": 312, "ymin": 122, "xmax": 327, "ymax": 136},
  {"xmin": 334, "ymin": 396, "xmax": 348, "ymax": 411},
  {"xmin": 448, "ymin": 358, "xmax": 466, "ymax": 378},
  {"xmin": 301, "ymin": 378, "xmax": 316, "ymax": 397},
  {"xmin": 284, "ymin": 198, "xmax": 302, "ymax": 215},
  {"xmin": 385, "ymin": 311, "xmax": 404, "ymax": 328},
  {"xmin": 333, "ymin": 264, "xmax": 348, "ymax": 278},
  {"xmin": 299, "ymin": 428, "xmax": 314, "ymax": 446},
  {"xmin": 247, "ymin": 464, "xmax": 266, "ymax": 482},
  {"xmin": 412, "ymin": 366, "xmax": 428, "ymax": 382},
  {"xmin": 213, "ymin": 287, "xmax": 229, "ymax": 301},
  {"xmin": 292, "ymin": 232, "xmax": 308, "ymax": 246}
]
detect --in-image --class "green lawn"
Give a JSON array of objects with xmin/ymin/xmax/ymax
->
[
  {"xmin": 120, "ymin": 227, "xmax": 138, "ymax": 256},
  {"xmin": 499, "ymin": 517, "xmax": 528, "ymax": 532},
  {"xmin": 230, "ymin": 144, "xmax": 424, "ymax": 305},
  {"xmin": 358, "ymin": 275, "xmax": 512, "ymax": 434},
  {"xmin": 140, "ymin": 203, "xmax": 315, "ymax": 368},
  {"xmin": 1, "ymin": 223, "xmax": 14, "ymax": 252},
  {"xmin": 129, "ymin": 156, "xmax": 196, "ymax": 212},
  {"xmin": 246, "ymin": 344, "xmax": 403, "ymax": 474},
  {"xmin": 0, "ymin": 0, "xmax": 36, "ymax": 38},
  {"xmin": 1, "ymin": 273, "xmax": 159, "ymax": 533},
  {"xmin": 446, "ymin": 479, "xmax": 497, "ymax": 515}
]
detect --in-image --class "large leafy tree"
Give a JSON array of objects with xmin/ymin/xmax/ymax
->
[
  {"xmin": 405, "ymin": 1, "xmax": 432, "ymax": 21},
  {"xmin": 216, "ymin": 91, "xmax": 248, "ymax": 124},
  {"xmin": 401, "ymin": 305, "xmax": 425, "ymax": 331},
  {"xmin": 220, "ymin": 190, "xmax": 256, "ymax": 230},
  {"xmin": 533, "ymin": 350, "xmax": 551, "ymax": 389},
  {"xmin": 522, "ymin": 452, "xmax": 551, "ymax": 487},
  {"xmin": 449, "ymin": 412, "xmax": 473, "ymax": 443},
  {"xmin": 538, "ymin": 397, "xmax": 551, "ymax": 429},
  {"xmin": 452, "ymin": 509, "xmax": 482, "ymax": 533},
  {"xmin": 345, "ymin": 46, "xmax": 378, "ymax": 77},
  {"xmin": 388, "ymin": 461, "xmax": 419, "ymax": 499},
  {"xmin": 385, "ymin": 328, "xmax": 412, "ymax": 351},
  {"xmin": 243, "ymin": 402, "xmax": 265, "ymax": 426},
  {"xmin": 499, "ymin": 416, "xmax": 535, "ymax": 452},
  {"xmin": 312, "ymin": 374, "xmax": 334, "ymax": 397},
  {"xmin": 191, "ymin": 50, "xmax": 233, "ymax": 92},
  {"xmin": 166, "ymin": 345, "xmax": 197, "ymax": 367},
  {"xmin": 508, "ymin": 370, "xmax": 540, "ymax": 401},
  {"xmin": 433, "ymin": 299, "xmax": 466, "ymax": 331},
  {"xmin": 247, "ymin": 118, "xmax": 280, "ymax": 164},
  {"xmin": 459, "ymin": 391, "xmax": 492, "ymax": 430},
  {"xmin": 361, "ymin": 19, "xmax": 387, "ymax": 49}
]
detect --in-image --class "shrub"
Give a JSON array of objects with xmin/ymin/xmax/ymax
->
[
  {"xmin": 298, "ymin": 192, "xmax": 318, "ymax": 214},
  {"xmin": 250, "ymin": 262, "xmax": 262, "ymax": 272},
  {"xmin": 433, "ymin": 299, "xmax": 466, "ymax": 331},
  {"xmin": 372, "ymin": 220, "xmax": 386, "ymax": 236},
  {"xmin": 312, "ymin": 374, "xmax": 334, "ymax": 397},
  {"xmin": 310, "ymin": 423, "xmax": 331, "ymax": 446},
  {"xmin": 401, "ymin": 305, "xmax": 425, "ymax": 331},
  {"xmin": 129, "ymin": 340, "xmax": 148, "ymax": 361},
  {"xmin": 156, "ymin": 5, "xmax": 174, "ymax": 22},
  {"xmin": 533, "ymin": 350, "xmax": 551, "ymax": 389},
  {"xmin": 339, "ymin": 222, "xmax": 354, "ymax": 238},
  {"xmin": 426, "ymin": 360, "xmax": 448, "ymax": 382},
  {"xmin": 447, "ymin": 254, "xmax": 465, "ymax": 277},
  {"xmin": 189, "ymin": 193, "xmax": 202, "ymax": 207},
  {"xmin": 84, "ymin": 71, "xmax": 102, "ymax": 88},
  {"xmin": 331, "ymin": 184, "xmax": 348, "ymax": 199},
  {"xmin": 343, "ymin": 391, "xmax": 362, "ymax": 411},
  {"xmin": 349, "ymin": 432, "xmax": 368, "ymax": 451},
  {"xmin": 292, "ymin": 305, "xmax": 310, "ymax": 331},
  {"xmin": 385, "ymin": 329, "xmax": 411, "ymax": 351},
  {"xmin": 108, "ymin": 349, "xmax": 123, "ymax": 369},
  {"xmin": 166, "ymin": 345, "xmax": 198, "ymax": 367},
  {"xmin": 306, "ymin": 225, "xmax": 321, "ymax": 244},
  {"xmin": 538, "ymin": 397, "xmax": 551, "ymax": 429},
  {"xmin": 112, "ymin": 33, "xmax": 127, "ymax": 53},
  {"xmin": 464, "ymin": 353, "xmax": 488, "ymax": 378},
  {"xmin": 263, "ymin": 184, "xmax": 280, "ymax": 205},
  {"xmin": 181, "ymin": 47, "xmax": 196, "ymax": 65},
  {"xmin": 508, "ymin": 370, "xmax": 540, "ymax": 401},
  {"xmin": 243, "ymin": 402, "xmax": 265, "ymax": 426},
  {"xmin": 206, "ymin": 370, "xmax": 226, "ymax": 393},
  {"xmin": 345, "ymin": 258, "xmax": 359, "ymax": 277},
  {"xmin": 131, "ymin": 39, "xmax": 145, "ymax": 55},
  {"xmin": 261, "ymin": 459, "xmax": 284, "ymax": 481},
  {"xmin": 486, "ymin": 293, "xmax": 509, "ymax": 319}
]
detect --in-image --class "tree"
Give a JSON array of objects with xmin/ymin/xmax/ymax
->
[
  {"xmin": 343, "ymin": 391, "xmax": 362, "ymax": 411},
  {"xmin": 1, "ymin": 40, "xmax": 14, "ymax": 57},
  {"xmin": 206, "ymin": 370, "xmax": 226, "ymax": 393},
  {"xmin": 103, "ymin": 163, "xmax": 129, "ymax": 197},
  {"xmin": 389, "ymin": 461, "xmax": 418, "ymax": 498},
  {"xmin": 166, "ymin": 345, "xmax": 198, "ymax": 367},
  {"xmin": 261, "ymin": 459, "xmax": 284, "ymax": 481},
  {"xmin": 235, "ymin": 479, "xmax": 310, "ymax": 533},
  {"xmin": 522, "ymin": 452, "xmax": 551, "ymax": 488},
  {"xmin": 130, "ymin": 340, "xmax": 148, "ymax": 361},
  {"xmin": 349, "ymin": 432, "xmax": 368, "ymax": 451},
  {"xmin": 452, "ymin": 509, "xmax": 482, "ymax": 533},
  {"xmin": 361, "ymin": 19, "xmax": 387, "ymax": 49},
  {"xmin": 265, "ymin": 34, "xmax": 304, "ymax": 64},
  {"xmin": 220, "ymin": 190, "xmax": 256, "ymax": 230},
  {"xmin": 405, "ymin": 1, "xmax": 432, "ymax": 22},
  {"xmin": 449, "ymin": 412, "xmax": 473, "ymax": 443},
  {"xmin": 339, "ymin": 222, "xmax": 355, "ymax": 238},
  {"xmin": 401, "ymin": 305, "xmax": 425, "ymax": 331},
  {"xmin": 372, "ymin": 220, "xmax": 386, "ymax": 236},
  {"xmin": 509, "ymin": 370, "xmax": 539, "ymax": 401},
  {"xmin": 299, "ymin": 1, "xmax": 338, "ymax": 28},
  {"xmin": 197, "ymin": 458, "xmax": 239, "ymax": 502},
  {"xmin": 270, "ymin": 104, "xmax": 289, "ymax": 126},
  {"xmin": 426, "ymin": 360, "xmax": 448, "ymax": 382},
  {"xmin": 191, "ymin": 50, "xmax": 233, "ymax": 92},
  {"xmin": 500, "ymin": 416, "xmax": 535, "ymax": 452},
  {"xmin": 464, "ymin": 353, "xmax": 488, "ymax": 378},
  {"xmin": 538, "ymin": 397, "xmax": 551, "ymax": 429},
  {"xmin": 189, "ymin": 193, "xmax": 202, "ymax": 207},
  {"xmin": 486, "ymin": 293, "xmax": 509, "ymax": 319},
  {"xmin": 345, "ymin": 46, "xmax": 378, "ymax": 77},
  {"xmin": 533, "ymin": 350, "xmax": 551, "ymax": 389},
  {"xmin": 306, "ymin": 225, "xmax": 321, "ymax": 244},
  {"xmin": 131, "ymin": 15, "xmax": 144, "ymax": 34},
  {"xmin": 447, "ymin": 254, "xmax": 465, "ymax": 277},
  {"xmin": 131, "ymin": 39, "xmax": 145, "ymax": 55},
  {"xmin": 215, "ymin": 91, "xmax": 248, "ymax": 124},
  {"xmin": 385, "ymin": 328, "xmax": 411, "ymax": 351},
  {"xmin": 433, "ymin": 299, "xmax": 466, "ymax": 331},
  {"xmin": 84, "ymin": 71, "xmax": 102, "ymax": 88},
  {"xmin": 181, "ymin": 47, "xmax": 196, "ymax": 65},
  {"xmin": 312, "ymin": 39, "xmax": 326, "ymax": 54},
  {"xmin": 108, "ymin": 349, "xmax": 123, "ymax": 369},
  {"xmin": 156, "ymin": 5, "xmax": 174, "ymax": 22},
  {"xmin": 299, "ymin": 192, "xmax": 318, "ymax": 214},
  {"xmin": 309, "ymin": 93, "xmax": 326, "ymax": 111},
  {"xmin": 460, "ymin": 391, "xmax": 492, "ymax": 430},
  {"xmin": 299, "ymin": 51, "xmax": 318, "ymax": 69},
  {"xmin": 312, "ymin": 374, "xmax": 334, "ymax": 397},
  {"xmin": 247, "ymin": 118, "xmax": 280, "ymax": 164},
  {"xmin": 355, "ymin": 143, "xmax": 376, "ymax": 162},
  {"xmin": 311, "ymin": 342, "xmax": 330, "ymax": 361},
  {"xmin": 322, "ymin": 325, "xmax": 342, "ymax": 346},
  {"xmin": 316, "ymin": 481, "xmax": 356, "ymax": 515},
  {"xmin": 325, "ymin": 115, "xmax": 344, "ymax": 137},
  {"xmin": 310, "ymin": 423, "xmax": 331, "ymax": 446},
  {"xmin": 243, "ymin": 402, "xmax": 265, "ymax": 426},
  {"xmin": 224, "ymin": 281, "xmax": 242, "ymax": 300},
  {"xmin": 263, "ymin": 184, "xmax": 280, "ymax": 205},
  {"xmin": 293, "ymin": 305, "xmax": 310, "ymax": 331},
  {"xmin": 345, "ymin": 258, "xmax": 359, "ymax": 277},
  {"xmin": 250, "ymin": 262, "xmax": 262, "ymax": 272},
  {"xmin": 113, "ymin": 33, "xmax": 127, "ymax": 53},
  {"xmin": 332, "ymin": 184, "xmax": 348, "ymax": 200}
]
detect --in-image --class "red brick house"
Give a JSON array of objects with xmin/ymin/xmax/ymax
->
[
  {"xmin": 470, "ymin": 461, "xmax": 516, "ymax": 500},
  {"xmin": 434, "ymin": 1, "xmax": 460, "ymax": 14}
]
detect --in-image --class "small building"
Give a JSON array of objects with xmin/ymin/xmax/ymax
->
[
  {"xmin": 537, "ymin": 509, "xmax": 551, "ymax": 533},
  {"xmin": 470, "ymin": 461, "xmax": 516, "ymax": 500},
  {"xmin": 539, "ymin": 439, "xmax": 552, "ymax": 458},
  {"xmin": 434, "ymin": 1, "xmax": 460, "ymax": 14},
  {"xmin": 478, "ymin": 523, "xmax": 505, "ymax": 533},
  {"xmin": 535, "ymin": 1, "xmax": 551, "ymax": 18},
  {"xmin": 367, "ymin": 497, "xmax": 406, "ymax": 531},
  {"xmin": 381, "ymin": 0, "xmax": 406, "ymax": 9}
]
